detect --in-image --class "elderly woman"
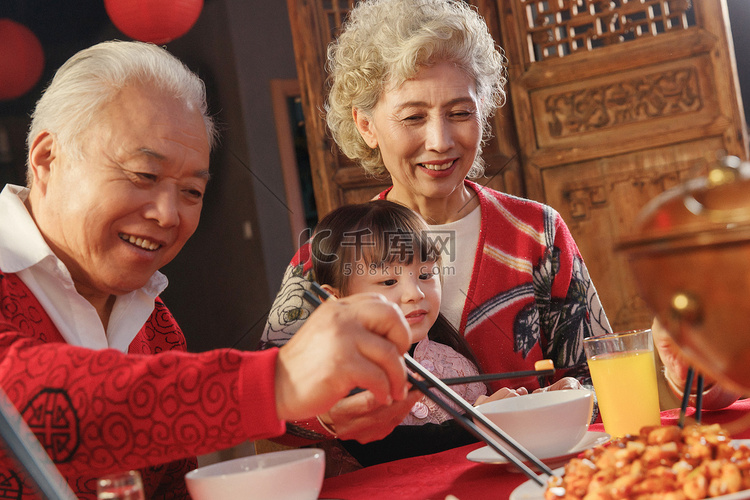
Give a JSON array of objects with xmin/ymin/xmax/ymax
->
[{"xmin": 262, "ymin": 0, "xmax": 611, "ymax": 469}]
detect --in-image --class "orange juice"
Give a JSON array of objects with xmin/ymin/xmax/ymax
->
[{"xmin": 587, "ymin": 349, "xmax": 661, "ymax": 438}]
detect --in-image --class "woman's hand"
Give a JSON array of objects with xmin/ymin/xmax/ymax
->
[
  {"xmin": 474, "ymin": 386, "xmax": 529, "ymax": 406},
  {"xmin": 473, "ymin": 377, "xmax": 584, "ymax": 406},
  {"xmin": 533, "ymin": 377, "xmax": 583, "ymax": 393}
]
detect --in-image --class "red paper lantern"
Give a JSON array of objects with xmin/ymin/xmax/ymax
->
[
  {"xmin": 104, "ymin": 0, "xmax": 204, "ymax": 45},
  {"xmin": 0, "ymin": 19, "xmax": 45, "ymax": 101}
]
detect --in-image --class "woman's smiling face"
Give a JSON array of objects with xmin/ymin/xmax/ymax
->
[{"xmin": 354, "ymin": 61, "xmax": 482, "ymax": 205}]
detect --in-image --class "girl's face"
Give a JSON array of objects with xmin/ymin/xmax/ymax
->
[{"xmin": 344, "ymin": 259, "xmax": 441, "ymax": 343}]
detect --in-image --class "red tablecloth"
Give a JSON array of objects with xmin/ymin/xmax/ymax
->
[{"xmin": 319, "ymin": 399, "xmax": 750, "ymax": 500}]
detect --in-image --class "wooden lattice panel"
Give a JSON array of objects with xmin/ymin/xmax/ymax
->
[
  {"xmin": 522, "ymin": 0, "xmax": 695, "ymax": 61},
  {"xmin": 321, "ymin": 0, "xmax": 357, "ymax": 42}
]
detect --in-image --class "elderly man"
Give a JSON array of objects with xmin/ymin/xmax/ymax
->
[{"xmin": 0, "ymin": 40, "xmax": 418, "ymax": 499}]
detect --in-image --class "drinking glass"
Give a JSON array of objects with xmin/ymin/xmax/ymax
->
[
  {"xmin": 97, "ymin": 470, "xmax": 145, "ymax": 500},
  {"xmin": 583, "ymin": 328, "xmax": 661, "ymax": 438}
]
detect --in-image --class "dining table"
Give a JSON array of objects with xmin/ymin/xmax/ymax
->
[{"xmin": 319, "ymin": 398, "xmax": 750, "ymax": 500}]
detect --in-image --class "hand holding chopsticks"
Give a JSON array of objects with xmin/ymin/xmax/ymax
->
[
  {"xmin": 303, "ymin": 283, "xmax": 555, "ymax": 486},
  {"xmin": 278, "ymin": 292, "xmax": 416, "ymax": 422}
]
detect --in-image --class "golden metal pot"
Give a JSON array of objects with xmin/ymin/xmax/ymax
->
[{"xmin": 618, "ymin": 157, "xmax": 750, "ymax": 394}]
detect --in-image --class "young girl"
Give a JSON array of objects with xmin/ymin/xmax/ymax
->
[{"xmin": 310, "ymin": 200, "xmax": 487, "ymax": 466}]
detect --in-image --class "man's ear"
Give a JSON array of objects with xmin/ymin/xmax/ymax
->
[
  {"xmin": 27, "ymin": 131, "xmax": 57, "ymax": 194},
  {"xmin": 320, "ymin": 284, "xmax": 342, "ymax": 299},
  {"xmin": 352, "ymin": 108, "xmax": 378, "ymax": 149}
]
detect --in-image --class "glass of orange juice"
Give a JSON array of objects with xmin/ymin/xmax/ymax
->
[{"xmin": 583, "ymin": 329, "xmax": 661, "ymax": 438}]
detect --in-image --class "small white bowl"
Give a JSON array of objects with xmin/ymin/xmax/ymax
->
[
  {"xmin": 185, "ymin": 448, "xmax": 325, "ymax": 500},
  {"xmin": 474, "ymin": 389, "xmax": 593, "ymax": 460}
]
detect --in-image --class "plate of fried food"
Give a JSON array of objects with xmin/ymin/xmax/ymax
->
[{"xmin": 510, "ymin": 424, "xmax": 750, "ymax": 500}]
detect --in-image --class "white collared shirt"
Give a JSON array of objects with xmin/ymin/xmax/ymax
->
[{"xmin": 0, "ymin": 184, "xmax": 168, "ymax": 352}]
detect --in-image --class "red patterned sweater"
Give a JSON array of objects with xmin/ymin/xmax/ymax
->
[
  {"xmin": 0, "ymin": 270, "xmax": 285, "ymax": 499},
  {"xmin": 261, "ymin": 182, "xmax": 611, "ymax": 443}
]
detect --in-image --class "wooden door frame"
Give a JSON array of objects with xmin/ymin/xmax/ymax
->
[{"xmin": 270, "ymin": 78, "xmax": 308, "ymax": 248}]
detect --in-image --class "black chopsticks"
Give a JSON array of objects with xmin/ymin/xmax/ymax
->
[
  {"xmin": 401, "ymin": 353, "xmax": 553, "ymax": 484},
  {"xmin": 695, "ymin": 373, "xmax": 704, "ymax": 424},
  {"xmin": 435, "ymin": 367, "xmax": 555, "ymax": 387},
  {"xmin": 302, "ymin": 284, "xmax": 554, "ymax": 486},
  {"xmin": 344, "ymin": 356, "xmax": 554, "ymax": 395},
  {"xmin": 678, "ymin": 366, "xmax": 703, "ymax": 428}
]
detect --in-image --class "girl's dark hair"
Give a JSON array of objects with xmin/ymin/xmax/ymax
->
[
  {"xmin": 310, "ymin": 200, "xmax": 481, "ymax": 369},
  {"xmin": 311, "ymin": 200, "xmax": 440, "ymax": 295}
]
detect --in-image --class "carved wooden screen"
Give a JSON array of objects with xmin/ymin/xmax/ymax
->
[
  {"xmin": 522, "ymin": 0, "xmax": 695, "ymax": 61},
  {"xmin": 285, "ymin": 0, "xmax": 524, "ymax": 219},
  {"xmin": 487, "ymin": 0, "xmax": 748, "ymax": 331},
  {"xmin": 286, "ymin": 0, "xmax": 747, "ymax": 332}
]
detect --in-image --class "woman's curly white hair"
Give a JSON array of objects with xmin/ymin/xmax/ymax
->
[{"xmin": 325, "ymin": 0, "xmax": 507, "ymax": 178}]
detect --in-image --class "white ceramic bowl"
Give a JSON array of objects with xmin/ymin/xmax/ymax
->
[
  {"xmin": 474, "ymin": 389, "xmax": 593, "ymax": 460},
  {"xmin": 185, "ymin": 448, "xmax": 325, "ymax": 500}
]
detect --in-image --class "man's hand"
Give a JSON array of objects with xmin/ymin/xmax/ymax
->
[
  {"xmin": 322, "ymin": 389, "xmax": 422, "ymax": 443},
  {"xmin": 274, "ymin": 293, "xmax": 413, "ymax": 422}
]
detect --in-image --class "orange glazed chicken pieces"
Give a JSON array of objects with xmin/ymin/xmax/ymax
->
[{"xmin": 545, "ymin": 425, "xmax": 750, "ymax": 500}]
